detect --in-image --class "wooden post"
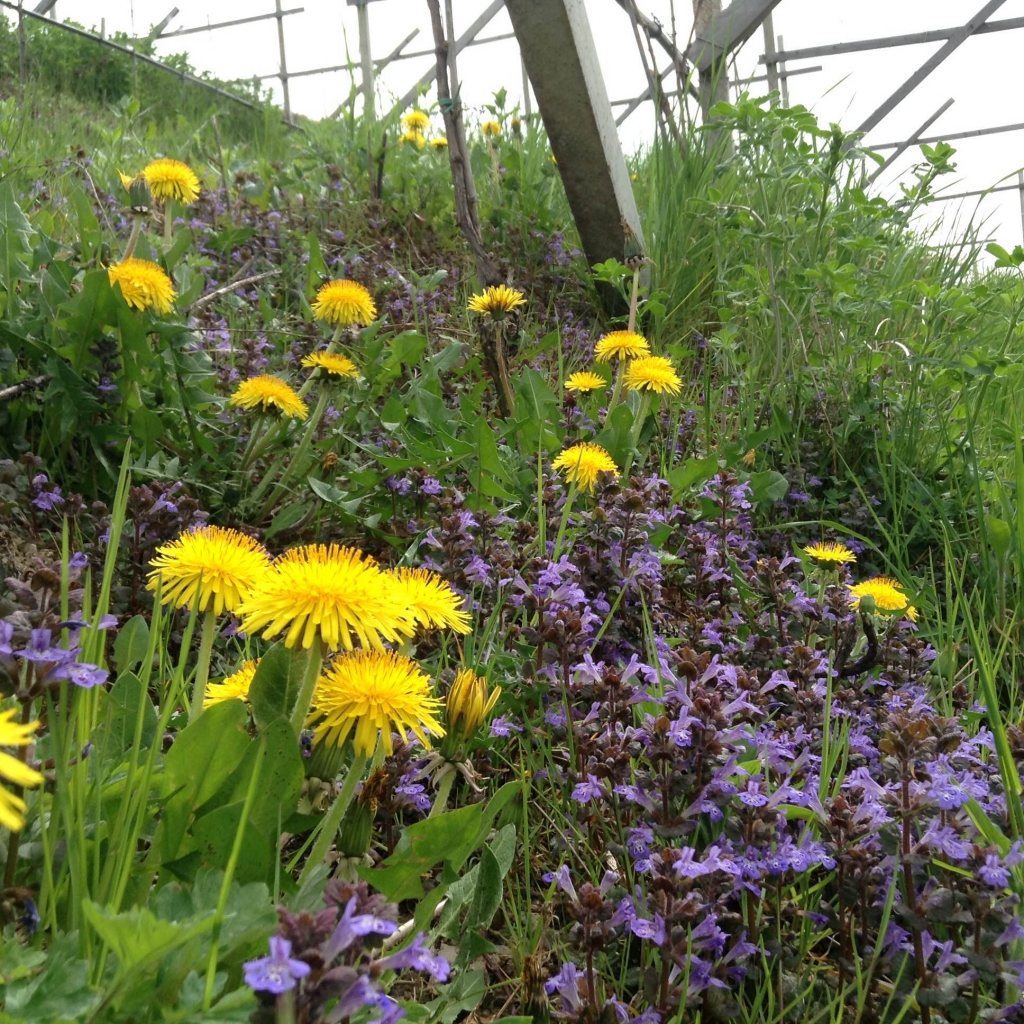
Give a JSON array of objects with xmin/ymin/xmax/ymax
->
[
  {"xmin": 1017, "ymin": 171, "xmax": 1024, "ymax": 245},
  {"xmin": 275, "ymin": 0, "xmax": 292, "ymax": 125},
  {"xmin": 762, "ymin": 10, "xmax": 778, "ymax": 101},
  {"xmin": 17, "ymin": 0, "xmax": 27, "ymax": 86},
  {"xmin": 778, "ymin": 34, "xmax": 789, "ymax": 107},
  {"xmin": 521, "ymin": 56, "xmax": 531, "ymax": 120},
  {"xmin": 504, "ymin": 0, "xmax": 645, "ymax": 274},
  {"xmin": 356, "ymin": 0, "xmax": 375, "ymax": 196},
  {"xmin": 99, "ymin": 16, "xmax": 105, "ymax": 39},
  {"xmin": 692, "ymin": 0, "xmax": 732, "ymax": 155}
]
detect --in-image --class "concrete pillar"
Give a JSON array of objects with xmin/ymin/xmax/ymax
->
[{"xmin": 503, "ymin": 0, "xmax": 644, "ymax": 272}]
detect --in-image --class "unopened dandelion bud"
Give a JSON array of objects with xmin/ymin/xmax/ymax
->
[
  {"xmin": 442, "ymin": 669, "xmax": 500, "ymax": 759},
  {"xmin": 126, "ymin": 173, "xmax": 152, "ymax": 216},
  {"xmin": 336, "ymin": 783, "xmax": 377, "ymax": 858}
]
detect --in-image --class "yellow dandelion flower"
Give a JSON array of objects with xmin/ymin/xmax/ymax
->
[
  {"xmin": 467, "ymin": 284, "xmax": 526, "ymax": 321},
  {"xmin": 552, "ymin": 441, "xmax": 619, "ymax": 494},
  {"xmin": 0, "ymin": 708, "xmax": 43, "ymax": 833},
  {"xmin": 301, "ymin": 352, "xmax": 359, "ymax": 378},
  {"xmin": 565, "ymin": 371, "xmax": 608, "ymax": 393},
  {"xmin": 623, "ymin": 355, "xmax": 683, "ymax": 395},
  {"xmin": 147, "ymin": 526, "xmax": 271, "ymax": 616},
  {"xmin": 805, "ymin": 541, "xmax": 856, "ymax": 566},
  {"xmin": 402, "ymin": 110, "xmax": 430, "ymax": 131},
  {"xmin": 228, "ymin": 375, "xmax": 309, "ymax": 420},
  {"xmin": 430, "ymin": 137, "xmax": 449, "ymax": 149},
  {"xmin": 108, "ymin": 257, "xmax": 176, "ymax": 314},
  {"xmin": 308, "ymin": 650, "xmax": 444, "ymax": 757},
  {"xmin": 238, "ymin": 544, "xmax": 416, "ymax": 652},
  {"xmin": 742, "ymin": 449, "xmax": 757, "ymax": 467},
  {"xmin": 481, "ymin": 120, "xmax": 501, "ymax": 138},
  {"xmin": 204, "ymin": 659, "xmax": 259, "ymax": 708},
  {"xmin": 312, "ymin": 279, "xmax": 377, "ymax": 326},
  {"xmin": 386, "ymin": 567, "xmax": 472, "ymax": 635},
  {"xmin": 594, "ymin": 331, "xmax": 649, "ymax": 362},
  {"xmin": 849, "ymin": 577, "xmax": 917, "ymax": 621},
  {"xmin": 445, "ymin": 668, "xmax": 500, "ymax": 750},
  {"xmin": 142, "ymin": 158, "xmax": 201, "ymax": 205},
  {"xmin": 399, "ymin": 130, "xmax": 426, "ymax": 150}
]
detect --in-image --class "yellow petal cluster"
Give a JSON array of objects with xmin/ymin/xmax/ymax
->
[
  {"xmin": 445, "ymin": 669, "xmax": 500, "ymax": 751},
  {"xmin": 399, "ymin": 130, "xmax": 426, "ymax": 150},
  {"xmin": 481, "ymin": 120, "xmax": 501, "ymax": 138},
  {"xmin": 552, "ymin": 442, "xmax": 619, "ymax": 494},
  {"xmin": 0, "ymin": 708, "xmax": 43, "ymax": 833},
  {"xmin": 386, "ymin": 567, "xmax": 472, "ymax": 635},
  {"xmin": 594, "ymin": 331, "xmax": 649, "ymax": 362},
  {"xmin": 849, "ymin": 577, "xmax": 917, "ymax": 621},
  {"xmin": 108, "ymin": 257, "xmax": 176, "ymax": 314},
  {"xmin": 142, "ymin": 158, "xmax": 201, "ymax": 205},
  {"xmin": 805, "ymin": 541, "xmax": 856, "ymax": 565},
  {"xmin": 309, "ymin": 650, "xmax": 444, "ymax": 756},
  {"xmin": 430, "ymin": 137, "xmax": 449, "ymax": 149},
  {"xmin": 565, "ymin": 371, "xmax": 608, "ymax": 393},
  {"xmin": 402, "ymin": 110, "xmax": 430, "ymax": 131},
  {"xmin": 204, "ymin": 660, "xmax": 259, "ymax": 708},
  {"xmin": 312, "ymin": 279, "xmax": 377, "ymax": 326},
  {"xmin": 147, "ymin": 526, "xmax": 271, "ymax": 616},
  {"xmin": 228, "ymin": 375, "xmax": 309, "ymax": 420},
  {"xmin": 237, "ymin": 544, "xmax": 416, "ymax": 652},
  {"xmin": 301, "ymin": 352, "xmax": 359, "ymax": 378},
  {"xmin": 467, "ymin": 284, "xmax": 526, "ymax": 320},
  {"xmin": 623, "ymin": 355, "xmax": 682, "ymax": 395}
]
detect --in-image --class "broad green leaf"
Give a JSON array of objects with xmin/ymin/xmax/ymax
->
[
  {"xmin": 71, "ymin": 187, "xmax": 102, "ymax": 265},
  {"xmin": 164, "ymin": 699, "xmax": 250, "ymax": 808},
  {"xmin": 0, "ymin": 182, "xmax": 32, "ymax": 292},
  {"xmin": 247, "ymin": 643, "xmax": 308, "ymax": 731},
  {"xmin": 93, "ymin": 670, "xmax": 158, "ymax": 765},
  {"xmin": 113, "ymin": 614, "xmax": 149, "ymax": 674}
]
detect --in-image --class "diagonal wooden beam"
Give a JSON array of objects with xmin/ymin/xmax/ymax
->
[
  {"xmin": 856, "ymin": 0, "xmax": 1007, "ymax": 136},
  {"xmin": 686, "ymin": 0, "xmax": 783, "ymax": 72},
  {"xmin": 504, "ymin": 0, "xmax": 643, "ymax": 272}
]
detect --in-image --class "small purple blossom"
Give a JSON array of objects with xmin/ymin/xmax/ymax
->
[{"xmin": 243, "ymin": 936, "xmax": 311, "ymax": 994}]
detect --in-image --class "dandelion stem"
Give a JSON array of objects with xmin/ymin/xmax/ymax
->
[
  {"xmin": 605, "ymin": 360, "xmax": 626, "ymax": 421},
  {"xmin": 429, "ymin": 768, "xmax": 455, "ymax": 818},
  {"xmin": 552, "ymin": 479, "xmax": 578, "ymax": 562},
  {"xmin": 122, "ymin": 216, "xmax": 143, "ymax": 261},
  {"xmin": 290, "ymin": 643, "xmax": 324, "ymax": 736},
  {"xmin": 188, "ymin": 608, "xmax": 218, "ymax": 722},
  {"xmin": 163, "ymin": 200, "xmax": 174, "ymax": 249},
  {"xmin": 627, "ymin": 267, "xmax": 640, "ymax": 334},
  {"xmin": 299, "ymin": 751, "xmax": 368, "ymax": 884}
]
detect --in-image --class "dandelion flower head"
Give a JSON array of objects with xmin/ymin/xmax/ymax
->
[
  {"xmin": 312, "ymin": 279, "xmax": 377, "ymax": 326},
  {"xmin": 301, "ymin": 352, "xmax": 359, "ymax": 378},
  {"xmin": 446, "ymin": 669, "xmax": 501, "ymax": 740},
  {"xmin": 849, "ymin": 577, "xmax": 917, "ymax": 621},
  {"xmin": 430, "ymin": 137, "xmax": 449, "ymax": 149},
  {"xmin": 467, "ymin": 284, "xmax": 526, "ymax": 320},
  {"xmin": 481, "ymin": 120, "xmax": 501, "ymax": 138},
  {"xmin": 142, "ymin": 158, "xmax": 200, "ymax": 205},
  {"xmin": 565, "ymin": 371, "xmax": 608, "ymax": 393},
  {"xmin": 402, "ymin": 110, "xmax": 430, "ymax": 132},
  {"xmin": 386, "ymin": 567, "xmax": 472, "ymax": 635},
  {"xmin": 0, "ymin": 708, "xmax": 42, "ymax": 832},
  {"xmin": 623, "ymin": 355, "xmax": 683, "ymax": 395},
  {"xmin": 399, "ymin": 130, "xmax": 426, "ymax": 150},
  {"xmin": 552, "ymin": 442, "xmax": 619, "ymax": 494},
  {"xmin": 204, "ymin": 660, "xmax": 259, "ymax": 708},
  {"xmin": 108, "ymin": 257, "xmax": 176, "ymax": 314},
  {"xmin": 147, "ymin": 526, "xmax": 271, "ymax": 616},
  {"xmin": 309, "ymin": 650, "xmax": 444, "ymax": 757},
  {"xmin": 229, "ymin": 375, "xmax": 309, "ymax": 420},
  {"xmin": 805, "ymin": 541, "xmax": 856, "ymax": 566},
  {"xmin": 594, "ymin": 331, "xmax": 649, "ymax": 362},
  {"xmin": 238, "ymin": 544, "xmax": 416, "ymax": 652}
]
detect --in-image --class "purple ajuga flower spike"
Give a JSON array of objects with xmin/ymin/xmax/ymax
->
[
  {"xmin": 16, "ymin": 630, "xmax": 75, "ymax": 666},
  {"xmin": 545, "ymin": 961, "xmax": 585, "ymax": 1014},
  {"xmin": 374, "ymin": 933, "xmax": 450, "ymax": 982},
  {"xmin": 979, "ymin": 853, "xmax": 1011, "ymax": 890},
  {"xmin": 572, "ymin": 774, "xmax": 604, "ymax": 804},
  {"xmin": 60, "ymin": 663, "xmax": 110, "ymax": 689},
  {"xmin": 243, "ymin": 936, "xmax": 311, "ymax": 993},
  {"xmin": 489, "ymin": 715, "xmax": 524, "ymax": 737},
  {"xmin": 629, "ymin": 912, "xmax": 667, "ymax": 945},
  {"xmin": 324, "ymin": 896, "xmax": 398, "ymax": 960},
  {"xmin": 542, "ymin": 864, "xmax": 579, "ymax": 902}
]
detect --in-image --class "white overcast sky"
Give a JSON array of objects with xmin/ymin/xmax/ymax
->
[{"xmin": 43, "ymin": 0, "xmax": 1024, "ymax": 248}]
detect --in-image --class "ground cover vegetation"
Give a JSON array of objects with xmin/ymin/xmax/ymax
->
[{"xmin": 2, "ymin": 16, "xmax": 1024, "ymax": 1024}]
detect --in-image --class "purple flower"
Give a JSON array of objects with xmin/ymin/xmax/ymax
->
[
  {"xmin": 572, "ymin": 774, "xmax": 604, "ymax": 804},
  {"xmin": 60, "ymin": 662, "xmax": 109, "ymax": 689},
  {"xmin": 16, "ymin": 630, "xmax": 74, "ymax": 666},
  {"xmin": 543, "ymin": 864, "xmax": 579, "ymax": 901},
  {"xmin": 489, "ymin": 716, "xmax": 523, "ymax": 737},
  {"xmin": 243, "ymin": 936, "xmax": 311, "ymax": 994},
  {"xmin": 979, "ymin": 853, "xmax": 1011, "ymax": 889},
  {"xmin": 545, "ymin": 961, "xmax": 585, "ymax": 1014},
  {"xmin": 375, "ymin": 933, "xmax": 449, "ymax": 982},
  {"xmin": 324, "ymin": 896, "xmax": 398, "ymax": 960}
]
